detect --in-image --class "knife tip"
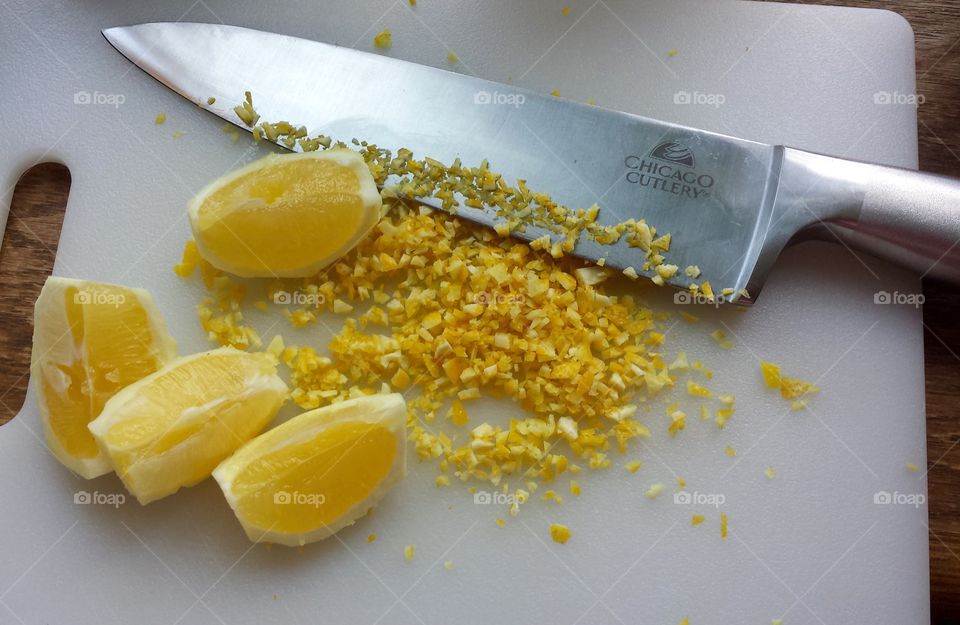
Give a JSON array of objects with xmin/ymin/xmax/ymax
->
[{"xmin": 101, "ymin": 26, "xmax": 122, "ymax": 46}]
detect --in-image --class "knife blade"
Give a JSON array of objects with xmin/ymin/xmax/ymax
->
[{"xmin": 102, "ymin": 22, "xmax": 960, "ymax": 304}]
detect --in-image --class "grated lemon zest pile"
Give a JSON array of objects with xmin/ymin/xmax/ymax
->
[
  {"xmin": 178, "ymin": 197, "xmax": 738, "ymax": 498},
  {"xmin": 173, "ymin": 97, "xmax": 757, "ymax": 513}
]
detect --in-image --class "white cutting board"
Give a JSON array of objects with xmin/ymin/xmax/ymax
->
[{"xmin": 0, "ymin": 1, "xmax": 929, "ymax": 624}]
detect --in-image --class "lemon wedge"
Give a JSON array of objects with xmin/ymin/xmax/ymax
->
[
  {"xmin": 31, "ymin": 277, "xmax": 176, "ymax": 478},
  {"xmin": 213, "ymin": 393, "xmax": 407, "ymax": 546},
  {"xmin": 88, "ymin": 347, "xmax": 287, "ymax": 504},
  {"xmin": 188, "ymin": 149, "xmax": 382, "ymax": 278}
]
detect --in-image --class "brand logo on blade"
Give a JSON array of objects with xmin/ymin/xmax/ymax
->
[
  {"xmin": 649, "ymin": 141, "xmax": 695, "ymax": 167},
  {"xmin": 624, "ymin": 141, "xmax": 716, "ymax": 200}
]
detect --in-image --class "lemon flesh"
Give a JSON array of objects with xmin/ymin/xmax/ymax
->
[
  {"xmin": 88, "ymin": 347, "xmax": 287, "ymax": 504},
  {"xmin": 188, "ymin": 149, "xmax": 382, "ymax": 278},
  {"xmin": 31, "ymin": 277, "xmax": 176, "ymax": 478},
  {"xmin": 213, "ymin": 393, "xmax": 406, "ymax": 546}
]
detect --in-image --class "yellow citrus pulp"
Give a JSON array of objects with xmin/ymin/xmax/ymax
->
[
  {"xmin": 188, "ymin": 149, "xmax": 382, "ymax": 277},
  {"xmin": 88, "ymin": 347, "xmax": 287, "ymax": 504},
  {"xmin": 213, "ymin": 393, "xmax": 406, "ymax": 546},
  {"xmin": 31, "ymin": 277, "xmax": 176, "ymax": 478}
]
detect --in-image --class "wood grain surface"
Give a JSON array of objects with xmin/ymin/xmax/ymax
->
[{"xmin": 0, "ymin": 1, "xmax": 958, "ymax": 620}]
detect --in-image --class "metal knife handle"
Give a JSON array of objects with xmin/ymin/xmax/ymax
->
[{"xmin": 774, "ymin": 147, "xmax": 960, "ymax": 283}]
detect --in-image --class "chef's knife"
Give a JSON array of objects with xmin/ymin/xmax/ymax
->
[{"xmin": 103, "ymin": 22, "xmax": 960, "ymax": 304}]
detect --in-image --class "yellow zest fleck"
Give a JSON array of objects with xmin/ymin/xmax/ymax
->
[
  {"xmin": 645, "ymin": 482, "xmax": 665, "ymax": 499},
  {"xmin": 626, "ymin": 460, "xmax": 642, "ymax": 473},
  {"xmin": 447, "ymin": 51, "xmax": 459, "ymax": 64},
  {"xmin": 669, "ymin": 352, "xmax": 689, "ymax": 371},
  {"xmin": 692, "ymin": 361, "xmax": 712, "ymax": 379},
  {"xmin": 173, "ymin": 240, "xmax": 200, "ymax": 277},
  {"xmin": 570, "ymin": 480, "xmax": 581, "ymax": 496},
  {"xmin": 373, "ymin": 29, "xmax": 392, "ymax": 49},
  {"xmin": 668, "ymin": 410, "xmax": 686, "ymax": 437},
  {"xmin": 780, "ymin": 377, "xmax": 820, "ymax": 400},
  {"xmin": 496, "ymin": 518, "xmax": 505, "ymax": 527},
  {"xmin": 720, "ymin": 512, "xmax": 728, "ymax": 539},
  {"xmin": 691, "ymin": 514, "xmax": 705, "ymax": 526},
  {"xmin": 404, "ymin": 544, "xmax": 415, "ymax": 560},
  {"xmin": 561, "ymin": 6, "xmax": 571, "ymax": 15},
  {"xmin": 550, "ymin": 523, "xmax": 571, "ymax": 544},
  {"xmin": 543, "ymin": 490, "xmax": 564, "ymax": 505},
  {"xmin": 367, "ymin": 533, "xmax": 377, "ymax": 543},
  {"xmin": 550, "ymin": 89, "xmax": 560, "ymax": 97},
  {"xmin": 436, "ymin": 475, "xmax": 450, "ymax": 487},
  {"xmin": 765, "ymin": 466, "xmax": 775, "ymax": 479},
  {"xmin": 449, "ymin": 399, "xmax": 469, "ymax": 426},
  {"xmin": 444, "ymin": 560, "xmax": 453, "ymax": 570},
  {"xmin": 725, "ymin": 446, "xmax": 736, "ymax": 458},
  {"xmin": 233, "ymin": 91, "xmax": 259, "ymax": 127},
  {"xmin": 710, "ymin": 329, "xmax": 734, "ymax": 349},
  {"xmin": 906, "ymin": 463, "xmax": 920, "ymax": 471},
  {"xmin": 715, "ymin": 406, "xmax": 735, "ymax": 429},
  {"xmin": 154, "ymin": 112, "xmax": 166, "ymax": 125},
  {"xmin": 686, "ymin": 380, "xmax": 712, "ymax": 398},
  {"xmin": 333, "ymin": 299, "xmax": 354, "ymax": 314},
  {"xmin": 760, "ymin": 361, "xmax": 782, "ymax": 388}
]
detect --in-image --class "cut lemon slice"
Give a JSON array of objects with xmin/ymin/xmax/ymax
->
[
  {"xmin": 188, "ymin": 149, "xmax": 382, "ymax": 278},
  {"xmin": 88, "ymin": 347, "xmax": 288, "ymax": 504},
  {"xmin": 213, "ymin": 393, "xmax": 407, "ymax": 546},
  {"xmin": 31, "ymin": 277, "xmax": 176, "ymax": 479}
]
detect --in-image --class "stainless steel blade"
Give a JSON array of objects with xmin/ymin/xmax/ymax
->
[{"xmin": 99, "ymin": 22, "xmax": 790, "ymax": 303}]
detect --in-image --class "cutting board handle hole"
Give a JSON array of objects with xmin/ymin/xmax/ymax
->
[{"xmin": 0, "ymin": 163, "xmax": 71, "ymax": 425}]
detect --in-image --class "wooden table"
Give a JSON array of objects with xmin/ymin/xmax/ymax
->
[{"xmin": 0, "ymin": 0, "xmax": 957, "ymax": 620}]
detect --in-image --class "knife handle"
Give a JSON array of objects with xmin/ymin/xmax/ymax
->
[{"xmin": 776, "ymin": 147, "xmax": 960, "ymax": 284}]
